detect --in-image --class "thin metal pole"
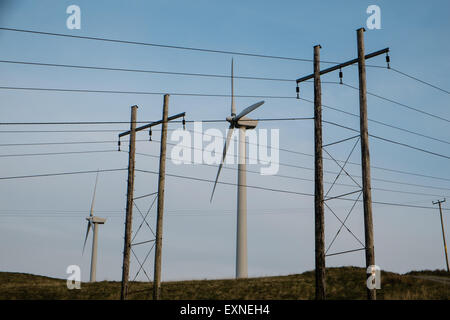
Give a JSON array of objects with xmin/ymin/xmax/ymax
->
[
  {"xmin": 153, "ymin": 95, "xmax": 169, "ymax": 300},
  {"xmin": 357, "ymin": 28, "xmax": 376, "ymax": 300},
  {"xmin": 313, "ymin": 44, "xmax": 326, "ymax": 300},
  {"xmin": 236, "ymin": 126, "xmax": 248, "ymax": 278},
  {"xmin": 120, "ymin": 105, "xmax": 138, "ymax": 300}
]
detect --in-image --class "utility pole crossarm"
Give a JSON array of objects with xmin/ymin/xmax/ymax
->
[
  {"xmin": 119, "ymin": 112, "xmax": 186, "ymax": 138},
  {"xmin": 432, "ymin": 199, "xmax": 446, "ymax": 206},
  {"xmin": 296, "ymin": 48, "xmax": 389, "ymax": 84}
]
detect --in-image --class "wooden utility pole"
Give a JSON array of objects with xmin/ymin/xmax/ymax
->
[
  {"xmin": 118, "ymin": 100, "xmax": 184, "ymax": 300},
  {"xmin": 296, "ymin": 29, "xmax": 387, "ymax": 301},
  {"xmin": 153, "ymin": 94, "xmax": 169, "ymax": 300},
  {"xmin": 313, "ymin": 45, "xmax": 326, "ymax": 300},
  {"xmin": 433, "ymin": 199, "xmax": 449, "ymax": 272},
  {"xmin": 120, "ymin": 105, "xmax": 138, "ymax": 300},
  {"xmin": 357, "ymin": 28, "xmax": 376, "ymax": 300}
]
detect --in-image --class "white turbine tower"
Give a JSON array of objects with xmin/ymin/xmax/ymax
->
[
  {"xmin": 210, "ymin": 59, "xmax": 265, "ymax": 279},
  {"xmin": 82, "ymin": 171, "xmax": 106, "ymax": 282}
]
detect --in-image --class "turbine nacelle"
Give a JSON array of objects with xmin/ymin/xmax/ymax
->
[
  {"xmin": 235, "ymin": 116, "xmax": 258, "ymax": 129},
  {"xmin": 86, "ymin": 216, "xmax": 106, "ymax": 224},
  {"xmin": 226, "ymin": 116, "xmax": 258, "ymax": 129}
]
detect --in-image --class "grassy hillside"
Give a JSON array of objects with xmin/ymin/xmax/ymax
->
[{"xmin": 0, "ymin": 267, "xmax": 448, "ymax": 300}]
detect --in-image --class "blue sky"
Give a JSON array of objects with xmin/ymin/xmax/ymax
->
[{"xmin": 0, "ymin": 0, "xmax": 449, "ymax": 283}]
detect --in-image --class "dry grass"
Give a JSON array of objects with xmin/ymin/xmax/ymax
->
[{"xmin": 0, "ymin": 267, "xmax": 448, "ymax": 300}]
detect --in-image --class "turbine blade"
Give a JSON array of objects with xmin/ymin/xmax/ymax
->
[
  {"xmin": 82, "ymin": 221, "xmax": 92, "ymax": 254},
  {"xmin": 235, "ymin": 101, "xmax": 265, "ymax": 121},
  {"xmin": 89, "ymin": 171, "xmax": 99, "ymax": 217},
  {"xmin": 231, "ymin": 58, "xmax": 236, "ymax": 116},
  {"xmin": 210, "ymin": 125, "xmax": 234, "ymax": 202}
]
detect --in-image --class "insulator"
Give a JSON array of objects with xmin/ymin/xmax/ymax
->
[
  {"xmin": 296, "ymin": 84, "xmax": 300, "ymax": 99},
  {"xmin": 182, "ymin": 117, "xmax": 186, "ymax": 130},
  {"xmin": 339, "ymin": 68, "xmax": 343, "ymax": 84},
  {"xmin": 118, "ymin": 140, "xmax": 121, "ymax": 151},
  {"xmin": 149, "ymin": 128, "xmax": 152, "ymax": 141},
  {"xmin": 386, "ymin": 53, "xmax": 391, "ymax": 69}
]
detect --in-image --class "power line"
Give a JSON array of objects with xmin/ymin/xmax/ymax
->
[
  {"xmin": 0, "ymin": 203, "xmax": 444, "ymax": 218},
  {"xmin": 0, "ymin": 27, "xmax": 337, "ymax": 63},
  {"xmin": 390, "ymin": 67, "xmax": 450, "ymax": 95},
  {"xmin": 3, "ymin": 116, "xmax": 448, "ymax": 161},
  {"xmin": 0, "ymin": 149, "xmax": 117, "ymax": 158},
  {"xmin": 322, "ymin": 120, "xmax": 450, "ymax": 160},
  {"xmin": 2, "ymin": 84, "xmax": 447, "ymax": 148},
  {"xmin": 0, "ymin": 27, "xmax": 389, "ymax": 68},
  {"xmin": 152, "ymin": 137, "xmax": 450, "ymax": 194},
  {"xmin": 1, "ymin": 136, "xmax": 449, "ymax": 192},
  {"xmin": 369, "ymin": 134, "xmax": 450, "ymax": 160},
  {"xmin": 0, "ymin": 206, "xmax": 317, "ymax": 215},
  {"xmin": 0, "ymin": 117, "xmax": 309, "ymax": 126},
  {"xmin": 1, "ymin": 83, "xmax": 448, "ymax": 147},
  {"xmin": 0, "ymin": 212, "xmax": 311, "ymax": 218},
  {"xmin": 0, "ymin": 159, "xmax": 447, "ymax": 206},
  {"xmin": 0, "ymin": 85, "xmax": 299, "ymax": 98},
  {"xmin": 0, "ymin": 59, "xmax": 351, "ymax": 86},
  {"xmin": 0, "ymin": 129, "xmax": 135, "ymax": 133},
  {"xmin": 0, "ymin": 124, "xmax": 448, "ymax": 184},
  {"xmin": 0, "ymin": 207, "xmax": 326, "ymax": 218},
  {"xmin": 1, "ymin": 125, "xmax": 449, "ymax": 182},
  {"xmin": 300, "ymin": 97, "xmax": 450, "ymax": 146},
  {"xmin": 342, "ymin": 83, "xmax": 450, "ymax": 124},
  {"xmin": 0, "ymin": 168, "xmax": 126, "ymax": 180},
  {"xmin": 135, "ymin": 168, "xmax": 449, "ymax": 211},
  {"xmin": 134, "ymin": 150, "xmax": 448, "ymax": 198},
  {"xmin": 0, "ymin": 59, "xmax": 295, "ymax": 82},
  {"xmin": 0, "ymin": 27, "xmax": 392, "ymax": 69},
  {"xmin": 0, "ymin": 139, "xmax": 133, "ymax": 147},
  {"xmin": 147, "ymin": 128, "xmax": 450, "ymax": 184},
  {"xmin": 0, "ymin": 118, "xmax": 448, "ymax": 162},
  {"xmin": 0, "ymin": 112, "xmax": 448, "ymax": 183}
]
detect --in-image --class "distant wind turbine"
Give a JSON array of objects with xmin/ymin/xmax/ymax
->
[
  {"xmin": 210, "ymin": 59, "xmax": 265, "ymax": 279},
  {"xmin": 82, "ymin": 171, "xmax": 106, "ymax": 282}
]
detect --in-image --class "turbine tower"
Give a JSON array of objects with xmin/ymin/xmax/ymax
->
[
  {"xmin": 211, "ymin": 59, "xmax": 265, "ymax": 278},
  {"xmin": 82, "ymin": 171, "xmax": 106, "ymax": 282}
]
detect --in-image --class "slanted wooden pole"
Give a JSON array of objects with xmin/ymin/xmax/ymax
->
[
  {"xmin": 433, "ymin": 199, "xmax": 449, "ymax": 272},
  {"xmin": 314, "ymin": 44, "xmax": 326, "ymax": 300},
  {"xmin": 357, "ymin": 28, "xmax": 376, "ymax": 300},
  {"xmin": 120, "ymin": 105, "xmax": 138, "ymax": 300},
  {"xmin": 153, "ymin": 94, "xmax": 169, "ymax": 300}
]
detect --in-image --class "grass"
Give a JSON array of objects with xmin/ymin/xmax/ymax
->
[{"xmin": 0, "ymin": 267, "xmax": 448, "ymax": 300}]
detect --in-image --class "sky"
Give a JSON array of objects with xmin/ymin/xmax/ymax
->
[{"xmin": 0, "ymin": 0, "xmax": 449, "ymax": 284}]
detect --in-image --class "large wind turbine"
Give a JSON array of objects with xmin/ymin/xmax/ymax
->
[
  {"xmin": 82, "ymin": 171, "xmax": 106, "ymax": 282},
  {"xmin": 210, "ymin": 59, "xmax": 265, "ymax": 279}
]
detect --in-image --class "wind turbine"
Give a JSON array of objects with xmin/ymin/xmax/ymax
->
[
  {"xmin": 210, "ymin": 59, "xmax": 265, "ymax": 279},
  {"xmin": 82, "ymin": 171, "xmax": 106, "ymax": 282}
]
